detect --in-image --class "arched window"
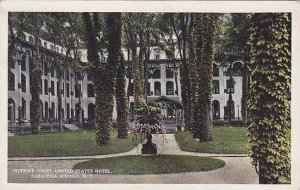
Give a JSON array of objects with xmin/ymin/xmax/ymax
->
[
  {"xmin": 212, "ymin": 80, "xmax": 219, "ymax": 94},
  {"xmin": 154, "ymin": 82, "xmax": 161, "ymax": 96},
  {"xmin": 45, "ymin": 102, "xmax": 48, "ymax": 120},
  {"xmin": 66, "ymin": 83, "xmax": 70, "ymax": 97},
  {"xmin": 166, "ymin": 69, "xmax": 173, "ymax": 78},
  {"xmin": 22, "ymin": 98, "xmax": 26, "ymax": 119},
  {"xmin": 88, "ymin": 103, "xmax": 95, "ymax": 120},
  {"xmin": 166, "ymin": 81, "xmax": 174, "ymax": 95},
  {"xmin": 57, "ymin": 81, "xmax": 60, "ymax": 96},
  {"xmin": 50, "ymin": 44, "xmax": 54, "ymax": 51},
  {"xmin": 51, "ymin": 81, "xmax": 55, "ymax": 95},
  {"xmin": 8, "ymin": 72, "xmax": 15, "ymax": 91},
  {"xmin": 8, "ymin": 98, "xmax": 15, "ymax": 122},
  {"xmin": 29, "ymin": 36, "xmax": 34, "ymax": 43},
  {"xmin": 21, "ymin": 74, "xmax": 26, "ymax": 92},
  {"xmin": 153, "ymin": 69, "xmax": 160, "ymax": 79},
  {"xmin": 21, "ymin": 55, "xmax": 26, "ymax": 71},
  {"xmin": 212, "ymin": 100, "xmax": 220, "ymax": 119},
  {"xmin": 56, "ymin": 47, "xmax": 59, "ymax": 52},
  {"xmin": 61, "ymin": 48, "xmax": 63, "ymax": 54},
  {"xmin": 51, "ymin": 102, "xmax": 55, "ymax": 119},
  {"xmin": 44, "ymin": 79, "xmax": 48, "ymax": 95},
  {"xmin": 66, "ymin": 103, "xmax": 70, "ymax": 119},
  {"xmin": 44, "ymin": 42, "xmax": 47, "ymax": 48}
]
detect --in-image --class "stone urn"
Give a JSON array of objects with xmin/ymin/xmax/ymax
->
[{"xmin": 141, "ymin": 133, "xmax": 157, "ymax": 155}]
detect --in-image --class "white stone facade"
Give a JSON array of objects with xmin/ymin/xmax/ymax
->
[{"xmin": 8, "ymin": 33, "xmax": 244, "ymax": 124}]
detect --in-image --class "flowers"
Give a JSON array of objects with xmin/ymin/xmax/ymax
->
[{"xmin": 132, "ymin": 123, "xmax": 166, "ymax": 134}]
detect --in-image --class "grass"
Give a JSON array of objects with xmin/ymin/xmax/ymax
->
[
  {"xmin": 8, "ymin": 129, "xmax": 143, "ymax": 157},
  {"xmin": 175, "ymin": 127, "xmax": 248, "ymax": 154},
  {"xmin": 73, "ymin": 155, "xmax": 225, "ymax": 175},
  {"xmin": 175, "ymin": 127, "xmax": 291, "ymax": 154}
]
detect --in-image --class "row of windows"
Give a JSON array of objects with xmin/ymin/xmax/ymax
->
[
  {"xmin": 8, "ymin": 72, "xmax": 95, "ymax": 97},
  {"xmin": 8, "ymin": 96, "xmax": 96, "ymax": 122},
  {"xmin": 42, "ymin": 80, "xmax": 95, "ymax": 98},
  {"xmin": 19, "ymin": 33, "xmax": 65, "ymax": 54},
  {"xmin": 8, "ymin": 72, "xmax": 235, "ymax": 96},
  {"xmin": 149, "ymin": 69, "xmax": 174, "ymax": 79},
  {"xmin": 128, "ymin": 81, "xmax": 175, "ymax": 96},
  {"xmin": 212, "ymin": 79, "xmax": 235, "ymax": 94}
]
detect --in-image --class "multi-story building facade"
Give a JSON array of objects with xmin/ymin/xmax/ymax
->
[{"xmin": 8, "ymin": 32, "xmax": 245, "ymax": 126}]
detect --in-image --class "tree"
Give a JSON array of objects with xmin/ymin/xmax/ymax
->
[
  {"xmin": 8, "ymin": 13, "xmax": 44, "ymax": 134},
  {"xmin": 191, "ymin": 13, "xmax": 216, "ymax": 141},
  {"xmin": 83, "ymin": 12, "xmax": 121, "ymax": 145},
  {"xmin": 44, "ymin": 12, "xmax": 84, "ymax": 130},
  {"xmin": 247, "ymin": 13, "xmax": 291, "ymax": 184},
  {"xmin": 116, "ymin": 52, "xmax": 129, "ymax": 138},
  {"xmin": 123, "ymin": 13, "xmax": 144, "ymax": 106}
]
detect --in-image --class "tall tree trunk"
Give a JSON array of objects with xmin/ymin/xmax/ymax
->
[
  {"xmin": 116, "ymin": 53, "xmax": 129, "ymax": 138},
  {"xmin": 247, "ymin": 13, "xmax": 291, "ymax": 184},
  {"xmin": 192, "ymin": 13, "xmax": 216, "ymax": 141},
  {"xmin": 83, "ymin": 12, "xmax": 121, "ymax": 145},
  {"xmin": 30, "ymin": 19, "xmax": 42, "ymax": 134}
]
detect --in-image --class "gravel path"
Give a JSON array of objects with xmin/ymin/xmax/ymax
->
[{"xmin": 8, "ymin": 134, "xmax": 258, "ymax": 184}]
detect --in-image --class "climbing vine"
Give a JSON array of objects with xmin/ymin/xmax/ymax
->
[
  {"xmin": 83, "ymin": 12, "xmax": 122, "ymax": 145},
  {"xmin": 191, "ymin": 13, "xmax": 216, "ymax": 141},
  {"xmin": 116, "ymin": 52, "xmax": 129, "ymax": 138},
  {"xmin": 247, "ymin": 13, "xmax": 291, "ymax": 184},
  {"xmin": 30, "ymin": 66, "xmax": 42, "ymax": 134}
]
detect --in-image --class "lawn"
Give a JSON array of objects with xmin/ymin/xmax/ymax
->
[
  {"xmin": 175, "ymin": 127, "xmax": 248, "ymax": 154},
  {"xmin": 8, "ymin": 129, "xmax": 143, "ymax": 157},
  {"xmin": 175, "ymin": 127, "xmax": 291, "ymax": 154},
  {"xmin": 73, "ymin": 155, "xmax": 225, "ymax": 175}
]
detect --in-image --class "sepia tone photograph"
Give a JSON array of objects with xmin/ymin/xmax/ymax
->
[{"xmin": 1, "ymin": 1, "xmax": 299, "ymax": 189}]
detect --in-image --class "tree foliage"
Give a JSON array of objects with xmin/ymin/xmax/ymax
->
[{"xmin": 247, "ymin": 13, "xmax": 291, "ymax": 184}]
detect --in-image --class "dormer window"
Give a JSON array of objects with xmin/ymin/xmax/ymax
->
[{"xmin": 154, "ymin": 48, "xmax": 160, "ymax": 60}]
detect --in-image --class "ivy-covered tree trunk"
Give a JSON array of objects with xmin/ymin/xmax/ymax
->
[
  {"xmin": 116, "ymin": 53, "xmax": 129, "ymax": 138},
  {"xmin": 247, "ymin": 13, "xmax": 291, "ymax": 184},
  {"xmin": 30, "ymin": 66, "xmax": 42, "ymax": 134},
  {"xmin": 30, "ymin": 21, "xmax": 42, "ymax": 134},
  {"xmin": 192, "ymin": 13, "xmax": 216, "ymax": 141},
  {"xmin": 83, "ymin": 12, "xmax": 121, "ymax": 145},
  {"xmin": 241, "ymin": 61, "xmax": 249, "ymax": 126}
]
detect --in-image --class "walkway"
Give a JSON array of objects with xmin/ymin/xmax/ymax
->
[{"xmin": 8, "ymin": 134, "xmax": 258, "ymax": 184}]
